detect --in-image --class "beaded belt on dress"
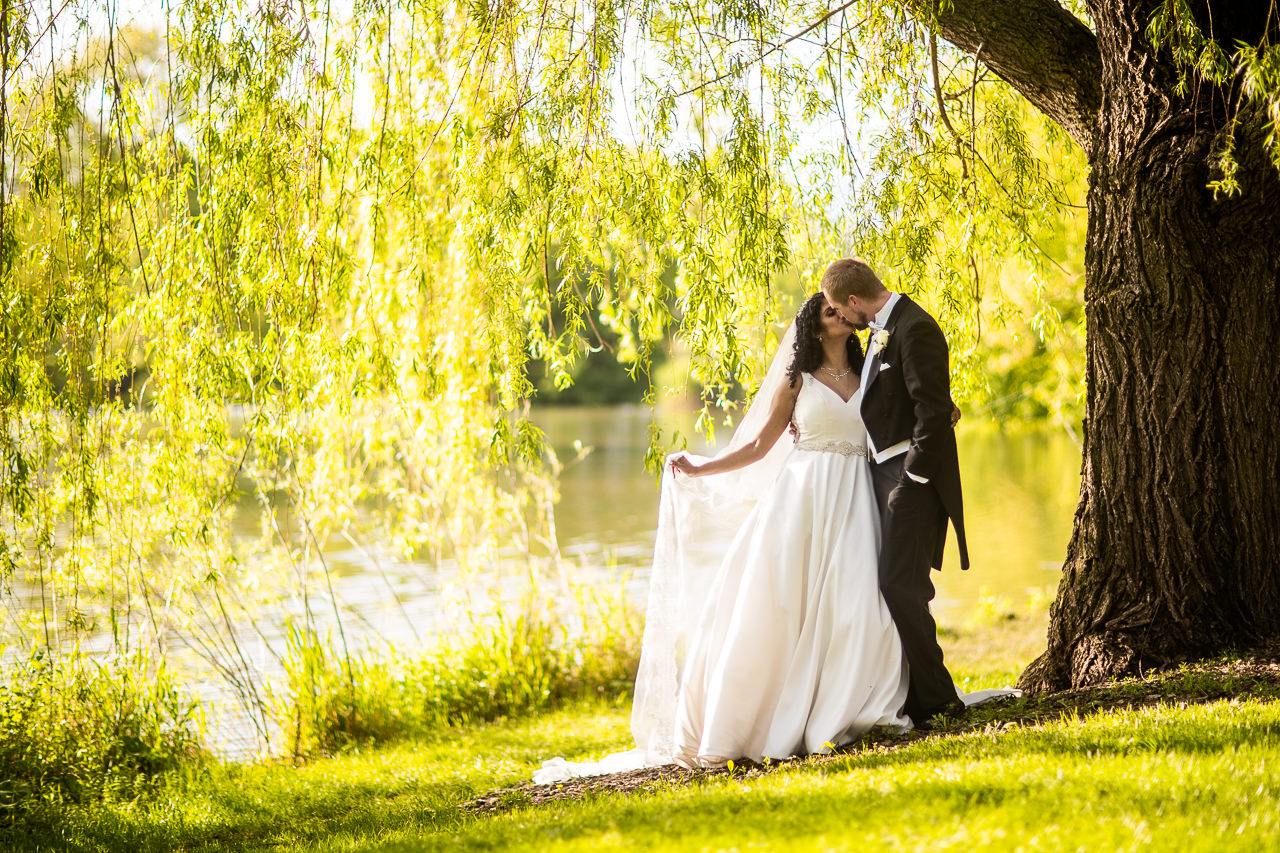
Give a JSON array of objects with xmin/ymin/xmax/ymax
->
[{"xmin": 793, "ymin": 438, "xmax": 867, "ymax": 457}]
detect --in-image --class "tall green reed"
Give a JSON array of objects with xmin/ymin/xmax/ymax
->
[
  {"xmin": 0, "ymin": 648, "xmax": 204, "ymax": 821},
  {"xmin": 278, "ymin": 582, "xmax": 642, "ymax": 758}
]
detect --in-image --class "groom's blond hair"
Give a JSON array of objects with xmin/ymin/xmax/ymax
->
[{"xmin": 821, "ymin": 258, "xmax": 886, "ymax": 303}]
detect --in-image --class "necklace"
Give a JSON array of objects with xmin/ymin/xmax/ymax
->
[{"xmin": 819, "ymin": 365, "xmax": 854, "ymax": 381}]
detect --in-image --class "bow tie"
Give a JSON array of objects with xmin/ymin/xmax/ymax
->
[{"xmin": 868, "ymin": 320, "xmax": 885, "ymax": 331}]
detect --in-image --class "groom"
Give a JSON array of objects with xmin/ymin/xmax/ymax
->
[{"xmin": 821, "ymin": 258, "xmax": 968, "ymax": 728}]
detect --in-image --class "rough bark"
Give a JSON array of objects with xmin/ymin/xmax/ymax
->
[
  {"xmin": 907, "ymin": 0, "xmax": 1280, "ymax": 689},
  {"xmin": 1020, "ymin": 0, "xmax": 1280, "ymax": 690}
]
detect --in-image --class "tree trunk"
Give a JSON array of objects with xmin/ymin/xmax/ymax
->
[{"xmin": 1019, "ymin": 1, "xmax": 1280, "ymax": 691}]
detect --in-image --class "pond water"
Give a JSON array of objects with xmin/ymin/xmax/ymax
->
[
  {"xmin": 536, "ymin": 405, "xmax": 1079, "ymax": 621},
  {"xmin": 8, "ymin": 405, "xmax": 1080, "ymax": 758}
]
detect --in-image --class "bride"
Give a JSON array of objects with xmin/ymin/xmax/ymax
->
[{"xmin": 536, "ymin": 292, "xmax": 990, "ymax": 784}]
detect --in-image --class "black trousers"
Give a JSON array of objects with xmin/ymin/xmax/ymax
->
[{"xmin": 870, "ymin": 453, "xmax": 956, "ymax": 722}]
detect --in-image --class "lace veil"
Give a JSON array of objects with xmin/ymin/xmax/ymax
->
[{"xmin": 630, "ymin": 321, "xmax": 799, "ymax": 762}]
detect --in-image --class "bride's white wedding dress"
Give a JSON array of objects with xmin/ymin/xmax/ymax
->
[
  {"xmin": 535, "ymin": 327, "xmax": 1016, "ymax": 786},
  {"xmin": 668, "ymin": 373, "xmax": 908, "ymax": 766}
]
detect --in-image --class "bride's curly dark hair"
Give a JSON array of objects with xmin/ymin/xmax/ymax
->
[{"xmin": 787, "ymin": 291, "xmax": 864, "ymax": 387}]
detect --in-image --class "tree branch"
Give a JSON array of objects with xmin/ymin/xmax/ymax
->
[
  {"xmin": 673, "ymin": 0, "xmax": 863, "ymax": 98},
  {"xmin": 902, "ymin": 0, "xmax": 1103, "ymax": 151}
]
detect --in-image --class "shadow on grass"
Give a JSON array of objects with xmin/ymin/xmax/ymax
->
[
  {"xmin": 365, "ymin": 701, "xmax": 1280, "ymax": 853},
  {"xmin": 465, "ymin": 653, "xmax": 1280, "ymax": 814}
]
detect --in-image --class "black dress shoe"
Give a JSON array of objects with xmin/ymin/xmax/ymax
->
[{"xmin": 914, "ymin": 698, "xmax": 966, "ymax": 730}]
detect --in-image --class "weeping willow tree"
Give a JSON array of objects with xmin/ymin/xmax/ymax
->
[{"xmin": 0, "ymin": 0, "xmax": 1271, "ymax": 702}]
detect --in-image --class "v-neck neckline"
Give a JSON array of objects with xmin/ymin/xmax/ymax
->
[{"xmin": 808, "ymin": 372, "xmax": 860, "ymax": 405}]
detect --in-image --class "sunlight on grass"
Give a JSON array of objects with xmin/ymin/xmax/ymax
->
[
  {"xmin": 12, "ymin": 697, "xmax": 632, "ymax": 852},
  {"xmin": 18, "ymin": 686, "xmax": 1280, "ymax": 852},
  {"xmin": 420, "ymin": 700, "xmax": 1280, "ymax": 853},
  {"xmin": 13, "ymin": 607, "xmax": 1280, "ymax": 853}
]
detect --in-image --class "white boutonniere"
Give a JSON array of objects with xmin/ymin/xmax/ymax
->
[{"xmin": 871, "ymin": 328, "xmax": 891, "ymax": 356}]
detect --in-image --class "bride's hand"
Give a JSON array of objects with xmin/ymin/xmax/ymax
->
[{"xmin": 670, "ymin": 455, "xmax": 703, "ymax": 476}]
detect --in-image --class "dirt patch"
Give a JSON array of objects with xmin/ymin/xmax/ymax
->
[{"xmin": 464, "ymin": 653, "xmax": 1280, "ymax": 815}]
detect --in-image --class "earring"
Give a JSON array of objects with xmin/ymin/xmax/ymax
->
[{"xmin": 818, "ymin": 335, "xmax": 824, "ymax": 342}]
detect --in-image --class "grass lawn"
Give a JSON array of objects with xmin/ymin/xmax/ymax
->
[{"xmin": 13, "ymin": 604, "xmax": 1280, "ymax": 852}]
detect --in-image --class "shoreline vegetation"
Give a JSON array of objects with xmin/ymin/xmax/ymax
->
[
  {"xmin": 6, "ymin": 591, "xmax": 1280, "ymax": 850},
  {"xmin": 1, "ymin": 583, "xmax": 641, "ymax": 820}
]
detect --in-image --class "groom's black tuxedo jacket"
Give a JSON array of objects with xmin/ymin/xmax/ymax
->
[{"xmin": 859, "ymin": 295, "xmax": 969, "ymax": 571}]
